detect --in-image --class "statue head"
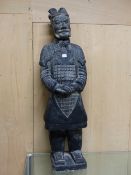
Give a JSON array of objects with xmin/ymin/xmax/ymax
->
[{"xmin": 48, "ymin": 8, "xmax": 71, "ymax": 39}]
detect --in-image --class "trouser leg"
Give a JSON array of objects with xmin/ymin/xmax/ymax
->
[
  {"xmin": 49, "ymin": 130, "xmax": 66, "ymax": 152},
  {"xmin": 67, "ymin": 129, "xmax": 87, "ymax": 165},
  {"xmin": 66, "ymin": 129, "xmax": 82, "ymax": 152}
]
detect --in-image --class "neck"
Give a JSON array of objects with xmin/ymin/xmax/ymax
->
[{"xmin": 55, "ymin": 38, "xmax": 70, "ymax": 42}]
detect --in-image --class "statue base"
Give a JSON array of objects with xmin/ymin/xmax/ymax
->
[{"xmin": 51, "ymin": 152, "xmax": 87, "ymax": 171}]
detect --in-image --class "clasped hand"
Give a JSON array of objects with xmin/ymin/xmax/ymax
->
[{"xmin": 55, "ymin": 83, "xmax": 74, "ymax": 95}]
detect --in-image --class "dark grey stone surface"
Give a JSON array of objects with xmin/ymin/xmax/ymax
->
[
  {"xmin": 51, "ymin": 152, "xmax": 87, "ymax": 171},
  {"xmin": 39, "ymin": 7, "xmax": 88, "ymax": 171}
]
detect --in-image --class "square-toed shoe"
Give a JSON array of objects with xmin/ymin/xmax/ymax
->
[
  {"xmin": 70, "ymin": 150, "xmax": 87, "ymax": 164},
  {"xmin": 52, "ymin": 152, "xmax": 65, "ymax": 165}
]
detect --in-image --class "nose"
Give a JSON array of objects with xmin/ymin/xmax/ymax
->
[{"xmin": 61, "ymin": 22, "xmax": 67, "ymax": 29}]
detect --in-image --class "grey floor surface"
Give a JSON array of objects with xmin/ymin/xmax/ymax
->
[{"xmin": 25, "ymin": 152, "xmax": 131, "ymax": 175}]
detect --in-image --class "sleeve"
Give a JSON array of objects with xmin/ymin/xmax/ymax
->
[
  {"xmin": 70, "ymin": 47, "xmax": 87, "ymax": 92},
  {"xmin": 39, "ymin": 46, "xmax": 58, "ymax": 92}
]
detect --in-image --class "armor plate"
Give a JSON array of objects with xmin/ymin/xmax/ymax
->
[
  {"xmin": 53, "ymin": 64, "xmax": 77, "ymax": 82},
  {"xmin": 52, "ymin": 64, "xmax": 78, "ymax": 117},
  {"xmin": 54, "ymin": 92, "xmax": 79, "ymax": 118}
]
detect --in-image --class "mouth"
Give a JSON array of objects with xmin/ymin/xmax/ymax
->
[{"xmin": 57, "ymin": 29, "xmax": 70, "ymax": 33}]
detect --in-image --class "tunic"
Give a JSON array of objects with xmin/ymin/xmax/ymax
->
[{"xmin": 39, "ymin": 40, "xmax": 87, "ymax": 130}]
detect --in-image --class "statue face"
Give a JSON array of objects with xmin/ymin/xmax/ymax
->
[{"xmin": 52, "ymin": 14, "xmax": 71, "ymax": 39}]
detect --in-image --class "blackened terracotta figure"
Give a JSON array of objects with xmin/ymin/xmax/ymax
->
[{"xmin": 39, "ymin": 7, "xmax": 87, "ymax": 171}]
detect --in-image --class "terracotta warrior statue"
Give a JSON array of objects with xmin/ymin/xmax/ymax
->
[{"xmin": 39, "ymin": 7, "xmax": 87, "ymax": 171}]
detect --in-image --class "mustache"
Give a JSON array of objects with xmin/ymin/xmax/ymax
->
[{"xmin": 57, "ymin": 29, "xmax": 70, "ymax": 32}]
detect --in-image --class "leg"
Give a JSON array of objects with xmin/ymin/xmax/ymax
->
[
  {"xmin": 66, "ymin": 129, "xmax": 82, "ymax": 152},
  {"xmin": 49, "ymin": 130, "xmax": 66, "ymax": 152},
  {"xmin": 49, "ymin": 130, "xmax": 66, "ymax": 167},
  {"xmin": 67, "ymin": 129, "xmax": 87, "ymax": 166}
]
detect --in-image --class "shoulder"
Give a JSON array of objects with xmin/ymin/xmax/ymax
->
[
  {"xmin": 70, "ymin": 43, "xmax": 85, "ymax": 56},
  {"xmin": 70, "ymin": 43, "xmax": 83, "ymax": 51},
  {"xmin": 40, "ymin": 42, "xmax": 54, "ymax": 54},
  {"xmin": 39, "ymin": 42, "xmax": 54, "ymax": 66},
  {"xmin": 70, "ymin": 43, "xmax": 86, "ymax": 65}
]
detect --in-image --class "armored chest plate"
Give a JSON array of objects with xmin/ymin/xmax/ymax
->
[{"xmin": 53, "ymin": 64, "xmax": 77, "ymax": 82}]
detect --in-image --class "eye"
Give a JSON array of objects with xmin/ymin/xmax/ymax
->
[
  {"xmin": 63, "ymin": 19, "xmax": 68, "ymax": 23},
  {"xmin": 55, "ymin": 20, "xmax": 60, "ymax": 24},
  {"xmin": 65, "ymin": 19, "xmax": 69, "ymax": 23}
]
